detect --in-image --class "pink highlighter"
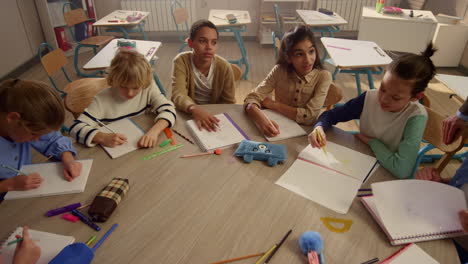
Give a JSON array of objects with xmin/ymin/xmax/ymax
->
[{"xmin": 62, "ymin": 213, "xmax": 79, "ymax": 223}]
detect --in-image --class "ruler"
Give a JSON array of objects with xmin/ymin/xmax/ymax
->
[{"xmin": 142, "ymin": 144, "xmax": 183, "ymax": 161}]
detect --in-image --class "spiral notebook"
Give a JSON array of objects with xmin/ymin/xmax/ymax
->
[
  {"xmin": 361, "ymin": 180, "xmax": 468, "ymax": 246},
  {"xmin": 261, "ymin": 109, "xmax": 307, "ymax": 142},
  {"xmin": 99, "ymin": 118, "xmax": 145, "ymax": 159},
  {"xmin": 276, "ymin": 143, "xmax": 378, "ymax": 214},
  {"xmin": 186, "ymin": 113, "xmax": 250, "ymax": 152},
  {"xmin": 1, "ymin": 227, "xmax": 75, "ymax": 264},
  {"xmin": 381, "ymin": 243, "xmax": 439, "ymax": 264},
  {"xmin": 4, "ymin": 159, "xmax": 93, "ymax": 200}
]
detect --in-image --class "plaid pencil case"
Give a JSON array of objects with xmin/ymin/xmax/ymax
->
[{"xmin": 88, "ymin": 178, "xmax": 129, "ymax": 222}]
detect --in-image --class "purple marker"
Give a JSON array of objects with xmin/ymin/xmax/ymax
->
[{"xmin": 45, "ymin": 203, "xmax": 81, "ymax": 217}]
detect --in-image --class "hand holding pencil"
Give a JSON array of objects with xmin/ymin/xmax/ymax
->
[
  {"xmin": 309, "ymin": 126, "xmax": 327, "ymax": 150},
  {"xmin": 12, "ymin": 226, "xmax": 41, "ymax": 264}
]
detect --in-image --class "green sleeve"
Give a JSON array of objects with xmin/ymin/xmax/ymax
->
[{"xmin": 368, "ymin": 115, "xmax": 427, "ymax": 179}]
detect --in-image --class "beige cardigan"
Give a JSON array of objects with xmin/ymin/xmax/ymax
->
[{"xmin": 171, "ymin": 51, "xmax": 236, "ymax": 112}]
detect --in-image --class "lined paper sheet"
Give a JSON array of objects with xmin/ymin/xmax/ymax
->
[
  {"xmin": 100, "ymin": 118, "xmax": 145, "ymax": 159},
  {"xmin": 276, "ymin": 143, "xmax": 377, "ymax": 214},
  {"xmin": 5, "ymin": 159, "xmax": 93, "ymax": 200},
  {"xmin": 2, "ymin": 227, "xmax": 75, "ymax": 264}
]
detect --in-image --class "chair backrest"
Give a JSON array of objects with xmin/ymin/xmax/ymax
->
[
  {"xmin": 231, "ymin": 64, "xmax": 242, "ymax": 81},
  {"xmin": 423, "ymin": 106, "xmax": 466, "ymax": 153},
  {"xmin": 63, "ymin": 8, "xmax": 88, "ymax": 27},
  {"xmin": 38, "ymin": 43, "xmax": 72, "ymax": 96},
  {"xmin": 63, "ymin": 78, "xmax": 108, "ymax": 119},
  {"xmin": 323, "ymin": 82, "xmax": 343, "ymax": 109}
]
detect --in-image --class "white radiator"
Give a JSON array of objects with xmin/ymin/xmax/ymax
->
[
  {"xmin": 316, "ymin": 0, "xmax": 401, "ymax": 31},
  {"xmin": 121, "ymin": 0, "xmax": 196, "ymax": 32}
]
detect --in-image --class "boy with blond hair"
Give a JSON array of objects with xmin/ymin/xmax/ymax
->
[{"xmin": 70, "ymin": 49, "xmax": 176, "ymax": 148}]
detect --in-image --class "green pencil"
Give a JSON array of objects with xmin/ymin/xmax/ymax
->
[{"xmin": 1, "ymin": 164, "xmax": 27, "ymax": 175}]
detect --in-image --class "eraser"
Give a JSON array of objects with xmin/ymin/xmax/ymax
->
[{"xmin": 62, "ymin": 213, "xmax": 79, "ymax": 223}]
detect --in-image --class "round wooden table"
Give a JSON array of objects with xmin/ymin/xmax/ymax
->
[{"xmin": 0, "ymin": 104, "xmax": 459, "ymax": 263}]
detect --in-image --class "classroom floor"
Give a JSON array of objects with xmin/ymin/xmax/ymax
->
[{"xmin": 17, "ymin": 38, "xmax": 467, "ymax": 179}]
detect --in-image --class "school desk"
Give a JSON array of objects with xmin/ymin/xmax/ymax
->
[
  {"xmin": 0, "ymin": 104, "xmax": 458, "ymax": 263},
  {"xmin": 296, "ymin": 10, "xmax": 348, "ymax": 62},
  {"xmin": 82, "ymin": 38, "xmax": 165, "ymax": 95},
  {"xmin": 358, "ymin": 7, "xmax": 437, "ymax": 54},
  {"xmin": 209, "ymin": 9, "xmax": 251, "ymax": 80},
  {"xmin": 93, "ymin": 10, "xmax": 150, "ymax": 40},
  {"xmin": 321, "ymin": 37, "xmax": 393, "ymax": 95}
]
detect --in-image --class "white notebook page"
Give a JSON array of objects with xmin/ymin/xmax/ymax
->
[
  {"xmin": 5, "ymin": 159, "xmax": 93, "ymax": 200},
  {"xmin": 100, "ymin": 118, "xmax": 144, "ymax": 159},
  {"xmin": 186, "ymin": 113, "xmax": 246, "ymax": 152},
  {"xmin": 1, "ymin": 227, "xmax": 75, "ymax": 264},
  {"xmin": 262, "ymin": 109, "xmax": 307, "ymax": 141},
  {"xmin": 386, "ymin": 244, "xmax": 439, "ymax": 264},
  {"xmin": 373, "ymin": 180, "xmax": 466, "ymax": 239}
]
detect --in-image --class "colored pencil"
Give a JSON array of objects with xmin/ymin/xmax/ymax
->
[
  {"xmin": 254, "ymin": 244, "xmax": 277, "ymax": 264},
  {"xmin": 95, "ymin": 119, "xmax": 116, "ymax": 134},
  {"xmin": 210, "ymin": 252, "xmax": 264, "ymax": 264},
  {"xmin": 172, "ymin": 129, "xmax": 194, "ymax": 145},
  {"xmin": 263, "ymin": 229, "xmax": 292, "ymax": 263},
  {"xmin": 1, "ymin": 164, "xmax": 27, "ymax": 175}
]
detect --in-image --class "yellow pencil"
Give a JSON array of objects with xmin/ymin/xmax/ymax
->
[
  {"xmin": 316, "ymin": 131, "xmax": 328, "ymax": 155},
  {"xmin": 254, "ymin": 244, "xmax": 277, "ymax": 264}
]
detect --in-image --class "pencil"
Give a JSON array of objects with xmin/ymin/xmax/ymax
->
[
  {"xmin": 316, "ymin": 132, "xmax": 328, "ymax": 155},
  {"xmin": 1, "ymin": 164, "xmax": 27, "ymax": 175},
  {"xmin": 263, "ymin": 229, "xmax": 292, "ymax": 263},
  {"xmin": 95, "ymin": 119, "xmax": 116, "ymax": 134},
  {"xmin": 7, "ymin": 238, "xmax": 40, "ymax": 246},
  {"xmin": 210, "ymin": 252, "xmax": 264, "ymax": 264},
  {"xmin": 254, "ymin": 244, "xmax": 277, "ymax": 264},
  {"xmin": 172, "ymin": 129, "xmax": 194, "ymax": 145}
]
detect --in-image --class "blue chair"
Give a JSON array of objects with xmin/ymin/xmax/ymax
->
[
  {"xmin": 410, "ymin": 106, "xmax": 467, "ymax": 178},
  {"xmin": 272, "ymin": 4, "xmax": 284, "ymax": 59},
  {"xmin": 171, "ymin": 0, "xmax": 190, "ymax": 53},
  {"xmin": 62, "ymin": 2, "xmax": 114, "ymax": 77}
]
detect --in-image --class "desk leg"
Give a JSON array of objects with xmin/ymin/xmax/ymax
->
[
  {"xmin": 365, "ymin": 68, "xmax": 376, "ymax": 90},
  {"xmin": 232, "ymin": 30, "xmax": 249, "ymax": 80},
  {"xmin": 138, "ymin": 23, "xmax": 148, "ymax": 40},
  {"xmin": 118, "ymin": 26, "xmax": 130, "ymax": 39}
]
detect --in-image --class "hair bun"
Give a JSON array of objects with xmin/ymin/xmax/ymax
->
[{"xmin": 422, "ymin": 43, "xmax": 437, "ymax": 58}]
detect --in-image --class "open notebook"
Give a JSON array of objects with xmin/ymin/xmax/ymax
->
[
  {"xmin": 1, "ymin": 227, "xmax": 75, "ymax": 264},
  {"xmin": 261, "ymin": 109, "xmax": 307, "ymax": 141},
  {"xmin": 4, "ymin": 159, "xmax": 93, "ymax": 200},
  {"xmin": 276, "ymin": 143, "xmax": 378, "ymax": 214},
  {"xmin": 381, "ymin": 243, "xmax": 439, "ymax": 264},
  {"xmin": 99, "ymin": 118, "xmax": 144, "ymax": 159},
  {"xmin": 186, "ymin": 113, "xmax": 249, "ymax": 152},
  {"xmin": 361, "ymin": 180, "xmax": 467, "ymax": 245}
]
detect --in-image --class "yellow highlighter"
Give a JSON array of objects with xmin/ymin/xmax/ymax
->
[{"xmin": 316, "ymin": 131, "xmax": 328, "ymax": 155}]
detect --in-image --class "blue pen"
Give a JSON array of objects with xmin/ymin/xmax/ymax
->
[{"xmin": 71, "ymin": 209, "xmax": 101, "ymax": 231}]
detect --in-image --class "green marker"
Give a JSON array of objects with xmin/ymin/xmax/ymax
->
[
  {"xmin": 85, "ymin": 235, "xmax": 97, "ymax": 246},
  {"xmin": 159, "ymin": 139, "xmax": 172, "ymax": 147}
]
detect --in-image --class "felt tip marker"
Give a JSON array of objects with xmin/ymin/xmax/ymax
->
[{"xmin": 71, "ymin": 209, "xmax": 101, "ymax": 231}]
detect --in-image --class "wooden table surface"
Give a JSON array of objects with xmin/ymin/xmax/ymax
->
[{"xmin": 0, "ymin": 104, "xmax": 459, "ymax": 264}]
